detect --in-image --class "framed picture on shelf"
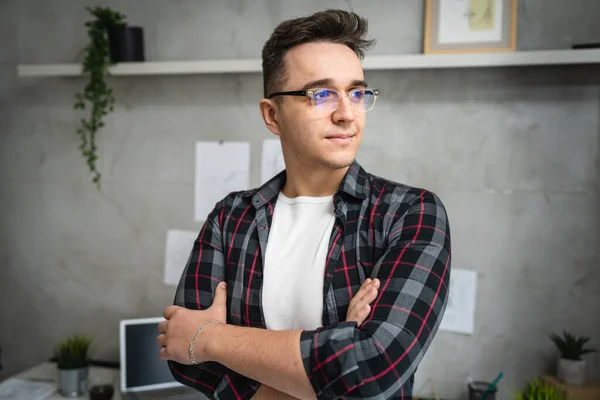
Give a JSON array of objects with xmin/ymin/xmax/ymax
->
[{"xmin": 423, "ymin": 0, "xmax": 518, "ymax": 54}]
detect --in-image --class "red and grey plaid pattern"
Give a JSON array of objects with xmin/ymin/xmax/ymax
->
[{"xmin": 168, "ymin": 161, "xmax": 452, "ymax": 400}]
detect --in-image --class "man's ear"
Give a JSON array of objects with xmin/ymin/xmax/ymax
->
[{"xmin": 259, "ymin": 98, "xmax": 282, "ymax": 137}]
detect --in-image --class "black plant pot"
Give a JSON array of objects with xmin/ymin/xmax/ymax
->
[{"xmin": 106, "ymin": 25, "xmax": 145, "ymax": 63}]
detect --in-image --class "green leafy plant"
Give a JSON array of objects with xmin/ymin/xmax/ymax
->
[
  {"xmin": 512, "ymin": 378, "xmax": 565, "ymax": 400},
  {"xmin": 74, "ymin": 6, "xmax": 126, "ymax": 189},
  {"xmin": 549, "ymin": 330, "xmax": 597, "ymax": 361},
  {"xmin": 54, "ymin": 335, "xmax": 93, "ymax": 370}
]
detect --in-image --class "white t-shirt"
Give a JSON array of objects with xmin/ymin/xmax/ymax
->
[{"xmin": 261, "ymin": 192, "xmax": 336, "ymax": 331}]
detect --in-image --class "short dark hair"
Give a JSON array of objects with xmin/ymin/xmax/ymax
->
[{"xmin": 261, "ymin": 9, "xmax": 376, "ymax": 98}]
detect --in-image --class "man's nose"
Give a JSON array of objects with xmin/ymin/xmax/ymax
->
[{"xmin": 332, "ymin": 96, "xmax": 356, "ymax": 122}]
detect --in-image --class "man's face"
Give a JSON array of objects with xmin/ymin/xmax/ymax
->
[{"xmin": 266, "ymin": 41, "xmax": 368, "ymax": 171}]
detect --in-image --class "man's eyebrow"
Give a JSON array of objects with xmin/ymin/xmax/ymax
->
[
  {"xmin": 350, "ymin": 80, "xmax": 368, "ymax": 88},
  {"xmin": 300, "ymin": 78, "xmax": 334, "ymax": 91},
  {"xmin": 300, "ymin": 78, "xmax": 368, "ymax": 91}
]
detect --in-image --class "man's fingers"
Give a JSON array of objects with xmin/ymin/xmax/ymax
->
[
  {"xmin": 365, "ymin": 286, "xmax": 378, "ymax": 302},
  {"xmin": 360, "ymin": 279, "xmax": 379, "ymax": 303},
  {"xmin": 157, "ymin": 333, "xmax": 167, "ymax": 348},
  {"xmin": 210, "ymin": 281, "xmax": 228, "ymax": 308},
  {"xmin": 157, "ymin": 320, "xmax": 168, "ymax": 334},
  {"xmin": 162, "ymin": 305, "xmax": 180, "ymax": 320},
  {"xmin": 349, "ymin": 279, "xmax": 371, "ymax": 307},
  {"xmin": 362, "ymin": 304, "xmax": 371, "ymax": 315},
  {"xmin": 350, "ymin": 278, "xmax": 379, "ymax": 308},
  {"xmin": 347, "ymin": 278, "xmax": 381, "ymax": 325},
  {"xmin": 360, "ymin": 304, "xmax": 371, "ymax": 323},
  {"xmin": 348, "ymin": 300, "xmax": 374, "ymax": 326},
  {"xmin": 159, "ymin": 346, "xmax": 169, "ymax": 360}
]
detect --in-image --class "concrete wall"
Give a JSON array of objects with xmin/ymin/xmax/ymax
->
[{"xmin": 1, "ymin": 1, "xmax": 599, "ymax": 398}]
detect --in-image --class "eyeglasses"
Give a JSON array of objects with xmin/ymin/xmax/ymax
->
[{"xmin": 267, "ymin": 88, "xmax": 379, "ymax": 113}]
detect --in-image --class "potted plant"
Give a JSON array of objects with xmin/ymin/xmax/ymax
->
[
  {"xmin": 512, "ymin": 378, "xmax": 565, "ymax": 400},
  {"xmin": 74, "ymin": 6, "xmax": 144, "ymax": 189},
  {"xmin": 549, "ymin": 330, "xmax": 597, "ymax": 386},
  {"xmin": 54, "ymin": 335, "xmax": 93, "ymax": 397}
]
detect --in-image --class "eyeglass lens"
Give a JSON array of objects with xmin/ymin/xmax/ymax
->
[{"xmin": 312, "ymin": 89, "xmax": 376, "ymax": 112}]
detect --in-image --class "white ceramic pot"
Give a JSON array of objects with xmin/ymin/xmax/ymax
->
[
  {"xmin": 58, "ymin": 366, "xmax": 89, "ymax": 397},
  {"xmin": 557, "ymin": 358, "xmax": 586, "ymax": 386}
]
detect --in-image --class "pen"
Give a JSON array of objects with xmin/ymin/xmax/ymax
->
[{"xmin": 481, "ymin": 372, "xmax": 503, "ymax": 400}]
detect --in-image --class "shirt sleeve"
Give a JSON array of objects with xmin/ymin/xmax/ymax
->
[
  {"xmin": 168, "ymin": 200, "xmax": 259, "ymax": 400},
  {"xmin": 299, "ymin": 190, "xmax": 451, "ymax": 399}
]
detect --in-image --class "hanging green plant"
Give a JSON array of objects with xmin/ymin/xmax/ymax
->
[{"xmin": 74, "ymin": 6, "xmax": 126, "ymax": 189}]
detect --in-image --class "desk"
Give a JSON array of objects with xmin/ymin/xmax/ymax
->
[
  {"xmin": 12, "ymin": 361, "xmax": 122, "ymax": 399},
  {"xmin": 541, "ymin": 375, "xmax": 600, "ymax": 400}
]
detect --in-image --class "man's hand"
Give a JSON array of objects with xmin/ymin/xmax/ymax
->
[
  {"xmin": 157, "ymin": 282, "xmax": 228, "ymax": 365},
  {"xmin": 346, "ymin": 278, "xmax": 379, "ymax": 325}
]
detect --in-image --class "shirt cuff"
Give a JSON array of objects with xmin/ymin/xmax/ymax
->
[{"xmin": 299, "ymin": 321, "xmax": 365, "ymax": 399}]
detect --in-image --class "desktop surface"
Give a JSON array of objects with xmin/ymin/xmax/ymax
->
[{"xmin": 9, "ymin": 362, "xmax": 208, "ymax": 400}]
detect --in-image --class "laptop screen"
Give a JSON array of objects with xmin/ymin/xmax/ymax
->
[{"xmin": 120, "ymin": 317, "xmax": 182, "ymax": 392}]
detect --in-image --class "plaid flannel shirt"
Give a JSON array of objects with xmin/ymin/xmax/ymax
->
[{"xmin": 169, "ymin": 160, "xmax": 451, "ymax": 400}]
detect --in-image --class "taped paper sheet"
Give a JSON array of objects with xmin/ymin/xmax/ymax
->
[
  {"xmin": 194, "ymin": 141, "xmax": 250, "ymax": 221},
  {"xmin": 439, "ymin": 268, "xmax": 477, "ymax": 334},
  {"xmin": 164, "ymin": 229, "xmax": 199, "ymax": 286}
]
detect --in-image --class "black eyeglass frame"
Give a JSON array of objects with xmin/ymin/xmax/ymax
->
[{"xmin": 266, "ymin": 88, "xmax": 380, "ymax": 112}]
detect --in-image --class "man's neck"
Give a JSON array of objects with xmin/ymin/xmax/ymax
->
[{"xmin": 280, "ymin": 164, "xmax": 348, "ymax": 198}]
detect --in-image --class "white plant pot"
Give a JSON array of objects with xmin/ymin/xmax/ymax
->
[
  {"xmin": 58, "ymin": 366, "xmax": 89, "ymax": 397},
  {"xmin": 557, "ymin": 358, "xmax": 586, "ymax": 386}
]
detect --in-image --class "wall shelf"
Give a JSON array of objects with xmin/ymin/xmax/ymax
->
[{"xmin": 17, "ymin": 49, "xmax": 600, "ymax": 78}]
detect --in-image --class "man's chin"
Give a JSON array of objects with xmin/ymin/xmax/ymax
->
[{"xmin": 318, "ymin": 156, "xmax": 356, "ymax": 170}]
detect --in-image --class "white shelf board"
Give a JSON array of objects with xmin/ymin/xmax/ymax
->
[
  {"xmin": 17, "ymin": 58, "xmax": 262, "ymax": 77},
  {"xmin": 362, "ymin": 48, "xmax": 600, "ymax": 69},
  {"xmin": 17, "ymin": 49, "xmax": 600, "ymax": 78}
]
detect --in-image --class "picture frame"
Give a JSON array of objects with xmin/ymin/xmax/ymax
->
[{"xmin": 423, "ymin": 0, "xmax": 518, "ymax": 54}]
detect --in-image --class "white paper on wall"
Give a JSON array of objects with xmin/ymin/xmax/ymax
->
[
  {"xmin": 194, "ymin": 141, "xmax": 250, "ymax": 221},
  {"xmin": 260, "ymin": 138, "xmax": 286, "ymax": 185},
  {"xmin": 163, "ymin": 229, "xmax": 199, "ymax": 286},
  {"xmin": 439, "ymin": 268, "xmax": 478, "ymax": 334}
]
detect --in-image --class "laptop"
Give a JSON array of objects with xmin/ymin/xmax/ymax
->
[{"xmin": 119, "ymin": 317, "xmax": 205, "ymax": 400}]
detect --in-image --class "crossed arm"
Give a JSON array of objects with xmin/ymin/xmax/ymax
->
[
  {"xmin": 164, "ymin": 190, "xmax": 451, "ymax": 399},
  {"xmin": 208, "ymin": 278, "xmax": 380, "ymax": 400},
  {"xmin": 164, "ymin": 268, "xmax": 379, "ymax": 399}
]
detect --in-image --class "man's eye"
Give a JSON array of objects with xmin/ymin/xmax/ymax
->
[
  {"xmin": 350, "ymin": 90, "xmax": 365, "ymax": 100},
  {"xmin": 315, "ymin": 90, "xmax": 332, "ymax": 99}
]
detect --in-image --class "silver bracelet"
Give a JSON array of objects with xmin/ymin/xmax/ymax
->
[{"xmin": 189, "ymin": 320, "xmax": 221, "ymax": 365}]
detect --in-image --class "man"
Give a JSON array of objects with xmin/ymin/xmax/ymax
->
[{"xmin": 157, "ymin": 8, "xmax": 451, "ymax": 400}]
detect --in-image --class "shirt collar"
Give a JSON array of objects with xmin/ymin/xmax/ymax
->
[{"xmin": 250, "ymin": 160, "xmax": 368, "ymax": 209}]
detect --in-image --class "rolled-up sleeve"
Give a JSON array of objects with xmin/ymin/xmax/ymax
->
[
  {"xmin": 299, "ymin": 190, "xmax": 451, "ymax": 399},
  {"xmin": 168, "ymin": 200, "xmax": 259, "ymax": 399}
]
